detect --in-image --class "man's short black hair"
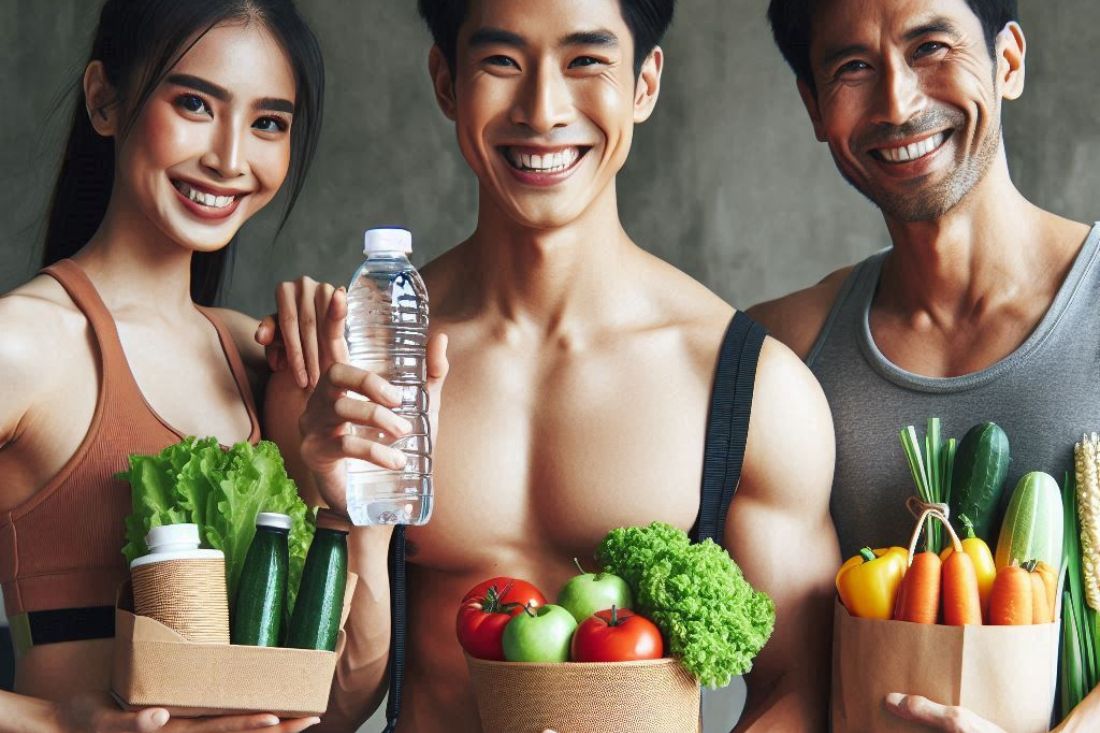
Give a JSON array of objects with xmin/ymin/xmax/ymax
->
[
  {"xmin": 767, "ymin": 0, "xmax": 1017, "ymax": 89},
  {"xmin": 417, "ymin": 0, "xmax": 675, "ymax": 76}
]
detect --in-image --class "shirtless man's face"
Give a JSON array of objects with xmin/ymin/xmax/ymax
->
[
  {"xmin": 438, "ymin": 0, "xmax": 660, "ymax": 230},
  {"xmin": 801, "ymin": 0, "xmax": 1023, "ymax": 222}
]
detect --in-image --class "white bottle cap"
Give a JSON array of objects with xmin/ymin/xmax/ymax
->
[
  {"xmin": 363, "ymin": 227, "xmax": 412, "ymax": 255},
  {"xmin": 256, "ymin": 512, "xmax": 293, "ymax": 530},
  {"xmin": 145, "ymin": 523, "xmax": 201, "ymax": 554}
]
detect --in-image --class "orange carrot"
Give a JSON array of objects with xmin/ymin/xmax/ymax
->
[
  {"xmin": 894, "ymin": 551, "xmax": 942, "ymax": 624},
  {"xmin": 988, "ymin": 565, "xmax": 1033, "ymax": 625},
  {"xmin": 941, "ymin": 549, "xmax": 982, "ymax": 625},
  {"xmin": 1030, "ymin": 570, "xmax": 1053, "ymax": 624}
]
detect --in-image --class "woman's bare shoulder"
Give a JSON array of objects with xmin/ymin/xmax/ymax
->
[
  {"xmin": 0, "ymin": 275, "xmax": 87, "ymax": 351},
  {"xmin": 205, "ymin": 306, "xmax": 263, "ymax": 364},
  {"xmin": 0, "ymin": 276, "xmax": 88, "ymax": 432},
  {"xmin": 204, "ymin": 306, "xmax": 268, "ymax": 390}
]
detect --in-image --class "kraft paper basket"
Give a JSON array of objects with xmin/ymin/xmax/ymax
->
[{"xmin": 465, "ymin": 655, "xmax": 701, "ymax": 733}]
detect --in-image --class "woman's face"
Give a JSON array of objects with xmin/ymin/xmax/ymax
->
[{"xmin": 113, "ymin": 21, "xmax": 296, "ymax": 253}]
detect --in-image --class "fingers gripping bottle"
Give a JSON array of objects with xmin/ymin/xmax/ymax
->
[{"xmin": 345, "ymin": 227, "xmax": 433, "ymax": 525}]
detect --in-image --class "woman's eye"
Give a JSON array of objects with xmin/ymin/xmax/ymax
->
[
  {"xmin": 176, "ymin": 94, "xmax": 209, "ymax": 115},
  {"xmin": 569, "ymin": 56, "xmax": 603, "ymax": 68},
  {"xmin": 485, "ymin": 55, "xmax": 518, "ymax": 68},
  {"xmin": 254, "ymin": 117, "xmax": 288, "ymax": 133}
]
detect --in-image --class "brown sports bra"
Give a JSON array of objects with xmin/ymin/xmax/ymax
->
[{"xmin": 0, "ymin": 259, "xmax": 260, "ymax": 647}]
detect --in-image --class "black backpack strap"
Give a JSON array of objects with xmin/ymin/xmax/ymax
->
[
  {"xmin": 690, "ymin": 311, "xmax": 767, "ymax": 546},
  {"xmin": 382, "ymin": 525, "xmax": 407, "ymax": 733}
]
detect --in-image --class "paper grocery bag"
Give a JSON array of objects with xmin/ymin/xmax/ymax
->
[{"xmin": 831, "ymin": 600, "xmax": 1058, "ymax": 733}]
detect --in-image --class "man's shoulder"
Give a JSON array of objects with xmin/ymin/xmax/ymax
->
[
  {"xmin": 736, "ymin": 333, "xmax": 835, "ymax": 508},
  {"xmin": 747, "ymin": 265, "xmax": 856, "ymax": 361}
]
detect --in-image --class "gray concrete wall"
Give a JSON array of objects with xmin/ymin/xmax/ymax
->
[{"xmin": 4, "ymin": 2, "xmax": 1098, "ymax": 309}]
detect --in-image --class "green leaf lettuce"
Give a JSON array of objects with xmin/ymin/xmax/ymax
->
[
  {"xmin": 120, "ymin": 437, "xmax": 314, "ymax": 612},
  {"xmin": 596, "ymin": 522, "xmax": 776, "ymax": 687}
]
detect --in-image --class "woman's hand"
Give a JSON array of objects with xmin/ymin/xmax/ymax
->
[
  {"xmin": 884, "ymin": 693, "xmax": 1007, "ymax": 733},
  {"xmin": 47, "ymin": 692, "xmax": 319, "ymax": 733},
  {"xmin": 295, "ymin": 288, "xmax": 449, "ymax": 513},
  {"xmin": 254, "ymin": 276, "xmax": 339, "ymax": 389}
]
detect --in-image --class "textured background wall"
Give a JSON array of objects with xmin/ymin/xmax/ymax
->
[
  {"xmin": 4, "ymin": 2, "xmax": 1098, "ymax": 309},
  {"xmin": 2, "ymin": 0, "xmax": 1099, "ymax": 728}
]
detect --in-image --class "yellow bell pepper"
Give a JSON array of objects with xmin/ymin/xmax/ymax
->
[
  {"xmin": 835, "ymin": 546, "xmax": 908, "ymax": 619},
  {"xmin": 940, "ymin": 515, "xmax": 997, "ymax": 619}
]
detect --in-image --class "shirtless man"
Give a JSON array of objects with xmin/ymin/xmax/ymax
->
[
  {"xmin": 752, "ymin": 0, "xmax": 1100, "ymax": 729},
  {"xmin": 265, "ymin": 1, "xmax": 838, "ymax": 730}
]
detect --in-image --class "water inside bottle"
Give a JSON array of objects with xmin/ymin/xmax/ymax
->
[{"xmin": 344, "ymin": 263, "xmax": 433, "ymax": 525}]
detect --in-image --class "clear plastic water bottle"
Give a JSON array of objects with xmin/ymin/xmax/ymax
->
[{"xmin": 344, "ymin": 227, "xmax": 433, "ymax": 526}]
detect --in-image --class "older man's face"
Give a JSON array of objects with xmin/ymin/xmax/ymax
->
[{"xmin": 804, "ymin": 0, "xmax": 1015, "ymax": 222}]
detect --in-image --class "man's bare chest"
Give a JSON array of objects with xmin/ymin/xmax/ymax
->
[{"xmin": 406, "ymin": 338, "xmax": 716, "ymax": 568}]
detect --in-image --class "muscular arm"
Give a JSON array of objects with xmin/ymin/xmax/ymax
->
[
  {"xmin": 726, "ymin": 337, "xmax": 839, "ymax": 732},
  {"xmin": 263, "ymin": 369, "xmax": 393, "ymax": 730}
]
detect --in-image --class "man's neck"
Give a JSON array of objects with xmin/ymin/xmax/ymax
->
[
  {"xmin": 877, "ymin": 151, "xmax": 1074, "ymax": 327},
  {"xmin": 460, "ymin": 181, "xmax": 641, "ymax": 338}
]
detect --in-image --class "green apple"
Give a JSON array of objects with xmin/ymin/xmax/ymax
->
[
  {"xmin": 501, "ymin": 604, "xmax": 578, "ymax": 663},
  {"xmin": 556, "ymin": 564, "xmax": 634, "ymax": 624}
]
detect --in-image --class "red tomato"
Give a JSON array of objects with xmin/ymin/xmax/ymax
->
[
  {"xmin": 456, "ymin": 577, "xmax": 547, "ymax": 660},
  {"xmin": 570, "ymin": 606, "xmax": 664, "ymax": 663}
]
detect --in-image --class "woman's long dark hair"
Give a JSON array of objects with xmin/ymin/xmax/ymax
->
[{"xmin": 42, "ymin": 0, "xmax": 324, "ymax": 306}]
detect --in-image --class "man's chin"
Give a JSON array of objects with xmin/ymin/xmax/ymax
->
[{"xmin": 494, "ymin": 196, "xmax": 590, "ymax": 232}]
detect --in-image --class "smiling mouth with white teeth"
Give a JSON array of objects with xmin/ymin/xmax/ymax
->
[
  {"xmin": 872, "ymin": 130, "xmax": 952, "ymax": 163},
  {"xmin": 172, "ymin": 179, "xmax": 241, "ymax": 209},
  {"xmin": 502, "ymin": 146, "xmax": 588, "ymax": 173}
]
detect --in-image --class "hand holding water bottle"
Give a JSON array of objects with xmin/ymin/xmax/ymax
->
[{"xmin": 296, "ymin": 235, "xmax": 448, "ymax": 522}]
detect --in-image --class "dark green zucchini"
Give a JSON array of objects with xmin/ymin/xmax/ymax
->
[{"xmin": 949, "ymin": 422, "xmax": 1010, "ymax": 542}]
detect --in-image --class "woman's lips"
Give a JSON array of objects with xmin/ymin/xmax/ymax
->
[{"xmin": 171, "ymin": 179, "xmax": 245, "ymax": 220}]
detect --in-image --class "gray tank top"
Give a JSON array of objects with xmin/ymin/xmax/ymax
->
[{"xmin": 809, "ymin": 222, "xmax": 1100, "ymax": 559}]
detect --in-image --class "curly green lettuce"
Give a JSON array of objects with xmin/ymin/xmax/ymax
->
[
  {"xmin": 120, "ymin": 437, "xmax": 314, "ymax": 613},
  {"xmin": 596, "ymin": 522, "xmax": 775, "ymax": 687}
]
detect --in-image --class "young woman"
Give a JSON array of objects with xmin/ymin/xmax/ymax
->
[{"xmin": 0, "ymin": 1, "xmax": 324, "ymax": 729}]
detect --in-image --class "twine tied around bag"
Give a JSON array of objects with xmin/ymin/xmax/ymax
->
[{"xmin": 904, "ymin": 496, "xmax": 965, "ymax": 565}]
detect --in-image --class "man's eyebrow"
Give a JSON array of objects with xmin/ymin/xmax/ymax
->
[
  {"xmin": 819, "ymin": 43, "xmax": 870, "ymax": 70},
  {"xmin": 468, "ymin": 27, "xmax": 526, "ymax": 49},
  {"xmin": 166, "ymin": 73, "xmax": 229, "ymax": 101},
  {"xmin": 561, "ymin": 29, "xmax": 620, "ymax": 48},
  {"xmin": 817, "ymin": 18, "xmax": 963, "ymax": 70},
  {"xmin": 903, "ymin": 17, "xmax": 963, "ymax": 42}
]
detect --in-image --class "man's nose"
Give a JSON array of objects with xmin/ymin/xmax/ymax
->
[
  {"xmin": 510, "ymin": 62, "xmax": 575, "ymax": 133},
  {"xmin": 871, "ymin": 56, "xmax": 926, "ymax": 127}
]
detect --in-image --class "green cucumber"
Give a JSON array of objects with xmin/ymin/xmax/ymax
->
[
  {"xmin": 949, "ymin": 422, "xmax": 1010, "ymax": 542},
  {"xmin": 994, "ymin": 471, "xmax": 1064, "ymax": 569}
]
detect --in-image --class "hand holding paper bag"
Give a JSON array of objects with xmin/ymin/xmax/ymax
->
[{"xmin": 885, "ymin": 693, "xmax": 1008, "ymax": 733}]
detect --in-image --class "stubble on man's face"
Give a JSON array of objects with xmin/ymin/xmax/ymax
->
[{"xmin": 838, "ymin": 103, "xmax": 1001, "ymax": 222}]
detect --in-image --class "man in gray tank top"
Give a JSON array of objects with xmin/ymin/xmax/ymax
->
[{"xmin": 752, "ymin": 0, "xmax": 1100, "ymax": 730}]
